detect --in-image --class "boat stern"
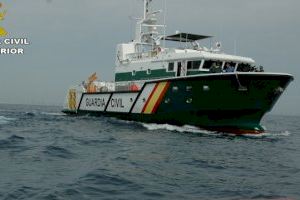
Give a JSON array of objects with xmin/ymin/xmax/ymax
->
[{"xmin": 62, "ymin": 85, "xmax": 85, "ymax": 114}]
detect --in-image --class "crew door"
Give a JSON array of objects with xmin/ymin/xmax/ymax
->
[
  {"xmin": 176, "ymin": 62, "xmax": 182, "ymax": 77},
  {"xmin": 176, "ymin": 61, "xmax": 187, "ymax": 77}
]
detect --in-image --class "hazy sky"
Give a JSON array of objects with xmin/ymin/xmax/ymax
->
[{"xmin": 0, "ymin": 0, "xmax": 299, "ymax": 115}]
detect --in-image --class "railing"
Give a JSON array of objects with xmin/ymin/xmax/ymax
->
[
  {"xmin": 126, "ymin": 50, "xmax": 159, "ymax": 61},
  {"xmin": 115, "ymin": 81, "xmax": 144, "ymax": 92}
]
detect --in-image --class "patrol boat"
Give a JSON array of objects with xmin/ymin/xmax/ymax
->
[{"xmin": 62, "ymin": 0, "xmax": 293, "ymax": 134}]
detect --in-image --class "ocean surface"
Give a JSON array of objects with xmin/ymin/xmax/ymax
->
[{"xmin": 0, "ymin": 104, "xmax": 299, "ymax": 200}]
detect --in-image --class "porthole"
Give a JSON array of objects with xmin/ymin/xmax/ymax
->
[
  {"xmin": 186, "ymin": 86, "xmax": 192, "ymax": 92},
  {"xmin": 203, "ymin": 85, "xmax": 210, "ymax": 91},
  {"xmin": 186, "ymin": 98, "xmax": 193, "ymax": 104},
  {"xmin": 172, "ymin": 86, "xmax": 179, "ymax": 92},
  {"xmin": 164, "ymin": 98, "xmax": 171, "ymax": 104}
]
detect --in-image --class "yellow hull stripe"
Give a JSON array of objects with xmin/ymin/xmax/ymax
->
[{"xmin": 143, "ymin": 82, "xmax": 168, "ymax": 114}]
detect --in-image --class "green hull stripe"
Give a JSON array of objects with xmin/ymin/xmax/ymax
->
[
  {"xmin": 115, "ymin": 69, "xmax": 211, "ymax": 82},
  {"xmin": 115, "ymin": 69, "xmax": 175, "ymax": 82}
]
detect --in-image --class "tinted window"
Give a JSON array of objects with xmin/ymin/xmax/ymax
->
[
  {"xmin": 202, "ymin": 60, "xmax": 213, "ymax": 69},
  {"xmin": 202, "ymin": 60, "xmax": 222, "ymax": 69},
  {"xmin": 168, "ymin": 62, "xmax": 174, "ymax": 71},
  {"xmin": 187, "ymin": 60, "xmax": 201, "ymax": 70},
  {"xmin": 187, "ymin": 61, "xmax": 192, "ymax": 70},
  {"xmin": 224, "ymin": 62, "xmax": 236, "ymax": 72},
  {"xmin": 192, "ymin": 60, "xmax": 201, "ymax": 69},
  {"xmin": 237, "ymin": 63, "xmax": 251, "ymax": 72}
]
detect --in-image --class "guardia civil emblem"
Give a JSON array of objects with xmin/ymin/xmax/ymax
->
[{"xmin": 0, "ymin": 2, "xmax": 8, "ymax": 37}]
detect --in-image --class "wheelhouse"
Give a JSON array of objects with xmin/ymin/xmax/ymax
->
[{"xmin": 113, "ymin": 1, "xmax": 264, "ymax": 90}]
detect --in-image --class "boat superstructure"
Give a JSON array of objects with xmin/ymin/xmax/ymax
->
[
  {"xmin": 62, "ymin": 0, "xmax": 294, "ymax": 134},
  {"xmin": 114, "ymin": 0, "xmax": 256, "ymax": 89}
]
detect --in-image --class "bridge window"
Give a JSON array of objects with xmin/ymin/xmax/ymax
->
[
  {"xmin": 237, "ymin": 63, "xmax": 251, "ymax": 72},
  {"xmin": 187, "ymin": 60, "xmax": 202, "ymax": 70},
  {"xmin": 168, "ymin": 62, "xmax": 174, "ymax": 72},
  {"xmin": 202, "ymin": 60, "xmax": 223, "ymax": 70},
  {"xmin": 192, "ymin": 60, "xmax": 202, "ymax": 69},
  {"xmin": 202, "ymin": 60, "xmax": 213, "ymax": 69},
  {"xmin": 187, "ymin": 61, "xmax": 192, "ymax": 70},
  {"xmin": 224, "ymin": 62, "xmax": 236, "ymax": 72}
]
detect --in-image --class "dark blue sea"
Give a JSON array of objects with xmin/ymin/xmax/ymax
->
[{"xmin": 0, "ymin": 104, "xmax": 299, "ymax": 200}]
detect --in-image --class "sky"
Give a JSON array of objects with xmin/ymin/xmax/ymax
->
[{"xmin": 0, "ymin": 0, "xmax": 299, "ymax": 115}]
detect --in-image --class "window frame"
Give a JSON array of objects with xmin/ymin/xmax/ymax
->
[
  {"xmin": 167, "ymin": 62, "xmax": 175, "ymax": 72},
  {"xmin": 223, "ymin": 62, "xmax": 238, "ymax": 72},
  {"xmin": 187, "ymin": 60, "xmax": 202, "ymax": 71},
  {"xmin": 201, "ymin": 60, "xmax": 224, "ymax": 71},
  {"xmin": 132, "ymin": 70, "xmax": 136, "ymax": 76},
  {"xmin": 236, "ymin": 63, "xmax": 252, "ymax": 72},
  {"xmin": 146, "ymin": 69, "xmax": 151, "ymax": 75}
]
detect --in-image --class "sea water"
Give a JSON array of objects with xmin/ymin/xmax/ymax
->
[{"xmin": 0, "ymin": 104, "xmax": 299, "ymax": 200}]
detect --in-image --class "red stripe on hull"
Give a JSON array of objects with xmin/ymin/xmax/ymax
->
[
  {"xmin": 142, "ymin": 83, "xmax": 159, "ymax": 113},
  {"xmin": 151, "ymin": 82, "xmax": 170, "ymax": 113}
]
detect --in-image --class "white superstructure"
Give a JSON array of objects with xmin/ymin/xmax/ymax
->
[{"xmin": 114, "ymin": 0, "xmax": 257, "ymax": 89}]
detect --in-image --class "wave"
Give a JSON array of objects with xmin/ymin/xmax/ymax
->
[
  {"xmin": 24, "ymin": 112, "xmax": 36, "ymax": 117},
  {"xmin": 141, "ymin": 123, "xmax": 215, "ymax": 135},
  {"xmin": 2, "ymin": 186, "xmax": 38, "ymax": 200},
  {"xmin": 43, "ymin": 145, "xmax": 75, "ymax": 159},
  {"xmin": 0, "ymin": 135, "xmax": 25, "ymax": 150},
  {"xmin": 22, "ymin": 111, "xmax": 66, "ymax": 119},
  {"xmin": 41, "ymin": 112, "xmax": 66, "ymax": 116},
  {"xmin": 244, "ymin": 130, "xmax": 291, "ymax": 138},
  {"xmin": 141, "ymin": 123, "xmax": 291, "ymax": 138},
  {"xmin": 0, "ymin": 116, "xmax": 16, "ymax": 125}
]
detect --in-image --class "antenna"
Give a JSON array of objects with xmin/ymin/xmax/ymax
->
[
  {"xmin": 163, "ymin": 0, "xmax": 167, "ymax": 49},
  {"xmin": 129, "ymin": 0, "xmax": 134, "ymax": 41},
  {"xmin": 163, "ymin": 0, "xmax": 167, "ymax": 66},
  {"xmin": 143, "ymin": 0, "xmax": 150, "ymax": 20}
]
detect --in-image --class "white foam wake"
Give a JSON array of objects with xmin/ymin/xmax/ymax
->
[
  {"xmin": 0, "ymin": 116, "xmax": 16, "ymax": 125},
  {"xmin": 41, "ymin": 112, "xmax": 66, "ymax": 116},
  {"xmin": 245, "ymin": 130, "xmax": 292, "ymax": 138},
  {"xmin": 141, "ymin": 123, "xmax": 291, "ymax": 138},
  {"xmin": 141, "ymin": 123, "xmax": 215, "ymax": 135}
]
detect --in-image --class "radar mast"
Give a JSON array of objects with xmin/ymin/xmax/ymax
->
[{"xmin": 134, "ymin": 0, "xmax": 164, "ymax": 46}]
